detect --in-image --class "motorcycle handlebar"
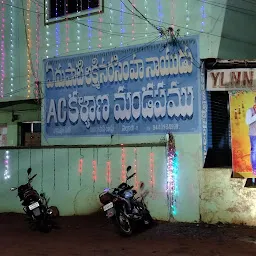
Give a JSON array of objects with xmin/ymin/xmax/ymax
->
[
  {"xmin": 127, "ymin": 173, "xmax": 136, "ymax": 181},
  {"xmin": 29, "ymin": 174, "xmax": 37, "ymax": 182}
]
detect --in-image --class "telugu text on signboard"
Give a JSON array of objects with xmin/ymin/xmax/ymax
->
[{"xmin": 44, "ymin": 36, "xmax": 200, "ymax": 137}]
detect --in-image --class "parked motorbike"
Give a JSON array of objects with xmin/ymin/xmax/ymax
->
[
  {"xmin": 99, "ymin": 166, "xmax": 153, "ymax": 236},
  {"xmin": 10, "ymin": 167, "xmax": 54, "ymax": 232}
]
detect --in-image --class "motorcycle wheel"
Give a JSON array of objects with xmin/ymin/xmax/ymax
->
[
  {"xmin": 143, "ymin": 210, "xmax": 153, "ymax": 227},
  {"xmin": 116, "ymin": 211, "xmax": 133, "ymax": 236}
]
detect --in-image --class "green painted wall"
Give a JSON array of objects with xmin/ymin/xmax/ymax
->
[{"xmin": 0, "ymin": 133, "xmax": 201, "ymax": 222}]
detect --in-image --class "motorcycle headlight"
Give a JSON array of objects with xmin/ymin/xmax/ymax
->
[{"xmin": 124, "ymin": 190, "xmax": 133, "ymax": 199}]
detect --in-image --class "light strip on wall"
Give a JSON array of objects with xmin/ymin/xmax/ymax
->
[
  {"xmin": 92, "ymin": 160, "xmax": 97, "ymax": 182},
  {"xmin": 109, "ymin": 0, "xmax": 113, "ymax": 46},
  {"xmin": 10, "ymin": 0, "xmax": 14, "ymax": 97},
  {"xmin": 185, "ymin": 0, "xmax": 190, "ymax": 35},
  {"xmin": 144, "ymin": 0, "xmax": 148, "ymax": 37},
  {"xmin": 134, "ymin": 147, "xmax": 138, "ymax": 190},
  {"xmin": 55, "ymin": 0, "xmax": 60, "ymax": 55},
  {"xmin": 65, "ymin": 0, "xmax": 69, "ymax": 53},
  {"xmin": 98, "ymin": 10, "xmax": 102, "ymax": 48},
  {"xmin": 106, "ymin": 161, "xmax": 111, "ymax": 186},
  {"xmin": 45, "ymin": 0, "xmax": 49, "ymax": 58},
  {"xmin": 166, "ymin": 134, "xmax": 178, "ymax": 216},
  {"xmin": 26, "ymin": 0, "xmax": 32, "ymax": 98},
  {"xmin": 88, "ymin": 1, "xmax": 92, "ymax": 50},
  {"xmin": 76, "ymin": 0, "xmax": 80, "ymax": 51},
  {"xmin": 4, "ymin": 150, "xmax": 10, "ymax": 180},
  {"xmin": 76, "ymin": 18, "xmax": 80, "ymax": 51},
  {"xmin": 157, "ymin": 0, "xmax": 163, "ymax": 30},
  {"xmin": 150, "ymin": 151, "xmax": 155, "ymax": 189},
  {"xmin": 121, "ymin": 144, "xmax": 126, "ymax": 182},
  {"xmin": 35, "ymin": 1, "xmax": 40, "ymax": 99},
  {"xmin": 0, "ymin": 0, "xmax": 5, "ymax": 98},
  {"xmin": 171, "ymin": 0, "xmax": 175, "ymax": 30},
  {"xmin": 131, "ymin": 0, "xmax": 135, "ymax": 40},
  {"xmin": 201, "ymin": 0, "xmax": 206, "ymax": 32},
  {"xmin": 120, "ymin": 1, "xmax": 124, "ymax": 46}
]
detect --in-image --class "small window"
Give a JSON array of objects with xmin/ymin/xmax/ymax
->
[
  {"xmin": 45, "ymin": 0, "xmax": 103, "ymax": 24},
  {"xmin": 18, "ymin": 122, "xmax": 41, "ymax": 147}
]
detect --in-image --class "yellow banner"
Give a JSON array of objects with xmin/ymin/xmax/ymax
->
[{"xmin": 230, "ymin": 91, "xmax": 256, "ymax": 178}]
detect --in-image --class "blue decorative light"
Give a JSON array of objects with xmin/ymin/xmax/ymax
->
[
  {"xmin": 157, "ymin": 0, "xmax": 163, "ymax": 31},
  {"xmin": 201, "ymin": 0, "xmax": 206, "ymax": 32},
  {"xmin": 166, "ymin": 134, "xmax": 179, "ymax": 216},
  {"xmin": 55, "ymin": 0, "xmax": 60, "ymax": 55}
]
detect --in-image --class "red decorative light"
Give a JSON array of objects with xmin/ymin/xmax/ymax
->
[
  {"xmin": 121, "ymin": 145, "xmax": 126, "ymax": 182},
  {"xmin": 106, "ymin": 161, "xmax": 111, "ymax": 185},
  {"xmin": 78, "ymin": 158, "xmax": 83, "ymax": 174},
  {"xmin": 134, "ymin": 147, "xmax": 138, "ymax": 189},
  {"xmin": 150, "ymin": 152, "xmax": 155, "ymax": 188},
  {"xmin": 92, "ymin": 160, "xmax": 97, "ymax": 181}
]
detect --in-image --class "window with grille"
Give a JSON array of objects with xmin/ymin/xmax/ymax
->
[{"xmin": 45, "ymin": 0, "xmax": 103, "ymax": 24}]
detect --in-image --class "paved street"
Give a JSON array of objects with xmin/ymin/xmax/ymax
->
[{"xmin": 1, "ymin": 213, "xmax": 256, "ymax": 256}]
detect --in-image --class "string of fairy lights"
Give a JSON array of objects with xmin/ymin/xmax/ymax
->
[
  {"xmin": 144, "ymin": 0, "xmax": 148, "ymax": 37},
  {"xmin": 201, "ymin": 0, "xmax": 206, "ymax": 32},
  {"xmin": 98, "ymin": 7, "xmax": 102, "ymax": 48},
  {"xmin": 76, "ymin": 0, "xmax": 80, "ymax": 51},
  {"xmin": 171, "ymin": 0, "xmax": 175, "ymax": 30},
  {"xmin": 120, "ymin": 1, "xmax": 124, "ymax": 46},
  {"xmin": 26, "ymin": 0, "xmax": 32, "ymax": 98},
  {"xmin": 10, "ymin": 0, "xmax": 14, "ymax": 98},
  {"xmin": 185, "ymin": 0, "xmax": 190, "ymax": 35},
  {"xmin": 65, "ymin": 0, "xmax": 69, "ymax": 53},
  {"xmin": 121, "ymin": 144, "xmax": 126, "ymax": 182},
  {"xmin": 35, "ymin": 1, "xmax": 40, "ymax": 99},
  {"xmin": 88, "ymin": 1, "xmax": 92, "ymax": 50},
  {"xmin": 157, "ymin": 0, "xmax": 163, "ymax": 31},
  {"xmin": 109, "ymin": 0, "xmax": 113, "ymax": 46},
  {"xmin": 45, "ymin": 0, "xmax": 50, "ymax": 59},
  {"xmin": 55, "ymin": 0, "xmax": 60, "ymax": 55},
  {"xmin": 0, "ymin": 0, "xmax": 5, "ymax": 98},
  {"xmin": 131, "ymin": 0, "xmax": 135, "ymax": 41}
]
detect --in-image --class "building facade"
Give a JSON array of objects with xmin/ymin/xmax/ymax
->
[{"xmin": 0, "ymin": 0, "xmax": 256, "ymax": 224}]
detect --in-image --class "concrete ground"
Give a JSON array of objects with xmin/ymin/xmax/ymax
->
[{"xmin": 1, "ymin": 213, "xmax": 256, "ymax": 256}]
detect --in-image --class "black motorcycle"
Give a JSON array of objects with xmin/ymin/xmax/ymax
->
[
  {"xmin": 99, "ymin": 166, "xmax": 153, "ymax": 236},
  {"xmin": 10, "ymin": 167, "xmax": 54, "ymax": 232}
]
